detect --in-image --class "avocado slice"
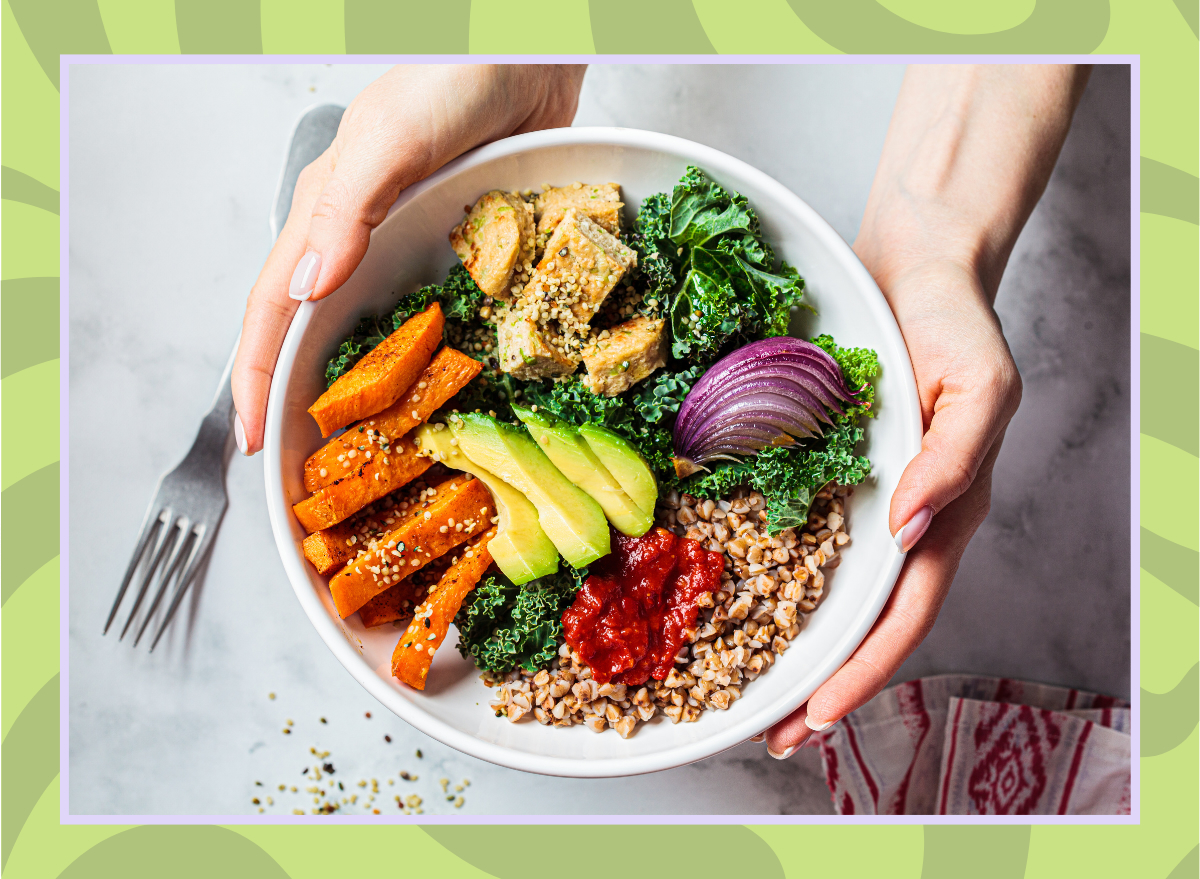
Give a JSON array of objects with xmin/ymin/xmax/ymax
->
[
  {"xmin": 415, "ymin": 424, "xmax": 558, "ymax": 584},
  {"xmin": 513, "ymin": 405, "xmax": 652, "ymax": 537},
  {"xmin": 450, "ymin": 413, "xmax": 610, "ymax": 568},
  {"xmin": 577, "ymin": 423, "xmax": 659, "ymax": 517}
]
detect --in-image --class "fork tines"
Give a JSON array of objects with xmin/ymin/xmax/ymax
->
[
  {"xmin": 104, "ymin": 504, "xmax": 213, "ymax": 650},
  {"xmin": 104, "ymin": 345, "xmax": 234, "ymax": 650}
]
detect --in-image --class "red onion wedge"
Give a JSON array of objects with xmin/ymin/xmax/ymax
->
[{"xmin": 673, "ymin": 338, "xmax": 862, "ymax": 477}]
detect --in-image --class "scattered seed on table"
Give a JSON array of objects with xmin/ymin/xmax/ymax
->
[
  {"xmin": 415, "ymin": 750, "xmax": 422, "ymax": 758},
  {"xmin": 269, "ymin": 693, "xmax": 276, "ymax": 700},
  {"xmin": 365, "ymin": 712, "xmax": 372, "ymax": 719},
  {"xmin": 384, "ymin": 735, "xmax": 391, "ymax": 743},
  {"xmin": 320, "ymin": 717, "xmax": 327, "ymax": 724}
]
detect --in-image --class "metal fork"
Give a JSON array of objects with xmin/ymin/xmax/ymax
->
[
  {"xmin": 103, "ymin": 103, "xmax": 345, "ymax": 651},
  {"xmin": 103, "ymin": 342, "xmax": 237, "ymax": 650}
]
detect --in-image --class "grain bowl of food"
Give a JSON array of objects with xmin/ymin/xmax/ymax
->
[{"xmin": 264, "ymin": 127, "xmax": 922, "ymax": 778}]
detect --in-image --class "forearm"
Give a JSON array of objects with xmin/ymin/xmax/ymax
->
[{"xmin": 855, "ymin": 64, "xmax": 1091, "ymax": 300}]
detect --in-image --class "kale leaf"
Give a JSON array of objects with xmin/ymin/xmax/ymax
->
[
  {"xmin": 628, "ymin": 191, "xmax": 678, "ymax": 309},
  {"xmin": 389, "ymin": 263, "xmax": 486, "ymax": 327},
  {"xmin": 683, "ymin": 421, "xmax": 870, "ymax": 534},
  {"xmin": 632, "ymin": 364, "xmax": 703, "ymax": 424},
  {"xmin": 657, "ymin": 167, "xmax": 807, "ymax": 364},
  {"xmin": 454, "ymin": 567, "xmax": 583, "ymax": 675},
  {"xmin": 812, "ymin": 333, "xmax": 880, "ymax": 423}
]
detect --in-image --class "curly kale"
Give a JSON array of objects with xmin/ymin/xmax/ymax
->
[
  {"xmin": 628, "ymin": 191, "xmax": 678, "ymax": 309},
  {"xmin": 632, "ymin": 364, "xmax": 703, "ymax": 423},
  {"xmin": 454, "ymin": 567, "xmax": 584, "ymax": 675},
  {"xmin": 648, "ymin": 166, "xmax": 807, "ymax": 364},
  {"xmin": 812, "ymin": 333, "xmax": 879, "ymax": 422},
  {"xmin": 389, "ymin": 262, "xmax": 486, "ymax": 327},
  {"xmin": 683, "ymin": 421, "xmax": 870, "ymax": 533}
]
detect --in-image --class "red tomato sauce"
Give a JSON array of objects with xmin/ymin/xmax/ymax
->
[{"xmin": 561, "ymin": 528, "xmax": 725, "ymax": 686}]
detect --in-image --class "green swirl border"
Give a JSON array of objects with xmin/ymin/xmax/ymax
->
[{"xmin": 1, "ymin": 1, "xmax": 1195, "ymax": 876}]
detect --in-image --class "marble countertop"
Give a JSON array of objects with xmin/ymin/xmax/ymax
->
[{"xmin": 67, "ymin": 62, "xmax": 1130, "ymax": 817}]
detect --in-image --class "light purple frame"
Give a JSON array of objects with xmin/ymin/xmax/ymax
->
[{"xmin": 59, "ymin": 53, "xmax": 1141, "ymax": 825}]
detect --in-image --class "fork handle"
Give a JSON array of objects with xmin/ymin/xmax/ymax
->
[{"xmin": 194, "ymin": 334, "xmax": 240, "ymax": 455}]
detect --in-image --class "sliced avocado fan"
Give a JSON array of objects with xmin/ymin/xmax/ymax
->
[
  {"xmin": 450, "ymin": 413, "xmax": 610, "ymax": 569},
  {"xmin": 513, "ymin": 405, "xmax": 652, "ymax": 537},
  {"xmin": 415, "ymin": 423, "xmax": 558, "ymax": 584}
]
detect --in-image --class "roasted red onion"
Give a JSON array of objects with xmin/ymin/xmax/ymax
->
[{"xmin": 673, "ymin": 338, "xmax": 861, "ymax": 476}]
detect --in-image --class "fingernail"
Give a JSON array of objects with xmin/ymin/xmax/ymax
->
[
  {"xmin": 805, "ymin": 715, "xmax": 837, "ymax": 732},
  {"xmin": 894, "ymin": 505, "xmax": 933, "ymax": 553},
  {"xmin": 768, "ymin": 745, "xmax": 797, "ymax": 760},
  {"xmin": 233, "ymin": 412, "xmax": 249, "ymax": 456},
  {"xmin": 749, "ymin": 733, "xmax": 765, "ymax": 743},
  {"xmin": 288, "ymin": 251, "xmax": 321, "ymax": 301}
]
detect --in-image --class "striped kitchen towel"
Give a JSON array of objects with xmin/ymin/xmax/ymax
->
[{"xmin": 810, "ymin": 675, "xmax": 1130, "ymax": 815}]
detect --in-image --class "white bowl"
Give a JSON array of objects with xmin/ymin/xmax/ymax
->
[{"xmin": 264, "ymin": 127, "xmax": 921, "ymax": 778}]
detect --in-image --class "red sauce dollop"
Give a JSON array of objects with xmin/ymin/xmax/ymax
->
[{"xmin": 562, "ymin": 528, "xmax": 725, "ymax": 686}]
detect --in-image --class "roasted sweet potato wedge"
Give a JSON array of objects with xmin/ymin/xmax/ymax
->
[
  {"xmin": 391, "ymin": 527, "xmax": 496, "ymax": 689},
  {"xmin": 303, "ymin": 347, "xmax": 481, "ymax": 493},
  {"xmin": 308, "ymin": 304, "xmax": 444, "ymax": 437},
  {"xmin": 300, "ymin": 486, "xmax": 422, "ymax": 576},
  {"xmin": 292, "ymin": 436, "xmax": 433, "ymax": 533},
  {"xmin": 302, "ymin": 524, "xmax": 357, "ymax": 576},
  {"xmin": 327, "ymin": 475, "xmax": 495, "ymax": 619},
  {"xmin": 357, "ymin": 556, "xmax": 450, "ymax": 628}
]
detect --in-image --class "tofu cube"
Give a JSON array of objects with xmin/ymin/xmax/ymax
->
[
  {"xmin": 496, "ymin": 308, "xmax": 580, "ymax": 380},
  {"xmin": 449, "ymin": 190, "xmax": 535, "ymax": 301},
  {"xmin": 535, "ymin": 182, "xmax": 623, "ymax": 236},
  {"xmin": 582, "ymin": 315, "xmax": 667, "ymax": 397},
  {"xmin": 522, "ymin": 209, "xmax": 636, "ymax": 332}
]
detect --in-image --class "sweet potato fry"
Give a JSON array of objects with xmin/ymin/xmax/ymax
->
[
  {"xmin": 357, "ymin": 557, "xmax": 450, "ymax": 628},
  {"xmin": 300, "ymin": 485, "xmax": 422, "ymax": 576},
  {"xmin": 302, "ymin": 524, "xmax": 356, "ymax": 576},
  {"xmin": 303, "ymin": 347, "xmax": 481, "ymax": 493},
  {"xmin": 391, "ymin": 527, "xmax": 496, "ymax": 689},
  {"xmin": 308, "ymin": 303, "xmax": 444, "ymax": 436},
  {"xmin": 292, "ymin": 435, "xmax": 433, "ymax": 532},
  {"xmin": 327, "ymin": 475, "xmax": 496, "ymax": 618}
]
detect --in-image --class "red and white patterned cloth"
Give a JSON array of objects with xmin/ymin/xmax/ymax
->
[{"xmin": 807, "ymin": 675, "xmax": 1131, "ymax": 815}]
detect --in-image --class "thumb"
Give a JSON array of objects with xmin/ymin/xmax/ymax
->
[
  {"xmin": 890, "ymin": 361, "xmax": 1021, "ymax": 549},
  {"xmin": 290, "ymin": 137, "xmax": 415, "ymax": 303}
]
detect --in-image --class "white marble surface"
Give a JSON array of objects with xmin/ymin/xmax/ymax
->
[{"xmin": 67, "ymin": 63, "xmax": 1130, "ymax": 816}]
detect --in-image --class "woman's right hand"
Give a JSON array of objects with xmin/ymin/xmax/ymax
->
[{"xmin": 232, "ymin": 63, "xmax": 586, "ymax": 455}]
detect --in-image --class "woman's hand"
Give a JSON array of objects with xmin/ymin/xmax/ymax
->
[
  {"xmin": 232, "ymin": 63, "xmax": 586, "ymax": 455},
  {"xmin": 765, "ymin": 64, "xmax": 1091, "ymax": 759}
]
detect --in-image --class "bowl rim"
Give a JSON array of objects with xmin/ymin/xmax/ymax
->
[{"xmin": 264, "ymin": 125, "xmax": 921, "ymax": 778}]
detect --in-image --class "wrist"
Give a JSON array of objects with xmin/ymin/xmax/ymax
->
[{"xmin": 854, "ymin": 194, "xmax": 995, "ymax": 301}]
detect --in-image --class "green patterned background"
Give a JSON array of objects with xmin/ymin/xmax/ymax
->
[{"xmin": 1, "ymin": 1, "xmax": 1195, "ymax": 876}]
